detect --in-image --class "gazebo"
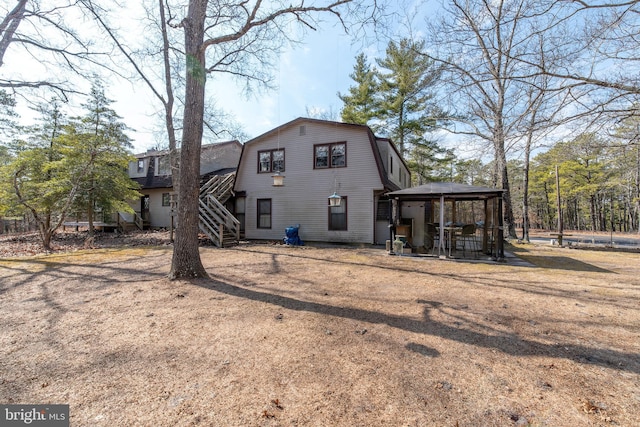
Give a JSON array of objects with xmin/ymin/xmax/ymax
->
[{"xmin": 386, "ymin": 182, "xmax": 505, "ymax": 260}]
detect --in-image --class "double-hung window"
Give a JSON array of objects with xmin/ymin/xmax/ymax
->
[
  {"xmin": 157, "ymin": 156, "xmax": 171, "ymax": 175},
  {"xmin": 257, "ymin": 199, "xmax": 272, "ymax": 229},
  {"xmin": 328, "ymin": 197, "xmax": 347, "ymax": 230},
  {"xmin": 258, "ymin": 149, "xmax": 285, "ymax": 173},
  {"xmin": 314, "ymin": 142, "xmax": 346, "ymax": 169}
]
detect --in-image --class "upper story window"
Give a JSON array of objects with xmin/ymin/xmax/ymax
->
[
  {"xmin": 258, "ymin": 149, "xmax": 285, "ymax": 173},
  {"xmin": 156, "ymin": 156, "xmax": 171, "ymax": 175},
  {"xmin": 137, "ymin": 159, "xmax": 145, "ymax": 173},
  {"xmin": 314, "ymin": 142, "xmax": 346, "ymax": 169}
]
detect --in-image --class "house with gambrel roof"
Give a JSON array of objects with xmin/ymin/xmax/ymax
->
[{"xmin": 233, "ymin": 117, "xmax": 410, "ymax": 244}]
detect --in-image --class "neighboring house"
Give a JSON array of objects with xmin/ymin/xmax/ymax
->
[
  {"xmin": 233, "ymin": 117, "xmax": 411, "ymax": 244},
  {"xmin": 128, "ymin": 140, "xmax": 242, "ymax": 229}
]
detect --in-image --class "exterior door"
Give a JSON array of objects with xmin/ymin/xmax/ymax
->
[{"xmin": 141, "ymin": 195, "xmax": 150, "ymax": 222}]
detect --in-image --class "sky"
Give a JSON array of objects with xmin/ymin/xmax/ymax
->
[
  {"xmin": 5, "ymin": 1, "xmax": 422, "ymax": 154},
  {"xmin": 115, "ymin": 26, "xmax": 371, "ymax": 153}
]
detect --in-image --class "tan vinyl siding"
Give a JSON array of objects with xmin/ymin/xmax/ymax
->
[
  {"xmin": 235, "ymin": 121, "xmax": 384, "ymax": 243},
  {"xmin": 146, "ymin": 189, "xmax": 173, "ymax": 228},
  {"xmin": 382, "ymin": 140, "xmax": 409, "ymax": 189},
  {"xmin": 376, "ymin": 139, "xmax": 390, "ymax": 173},
  {"xmin": 127, "ymin": 188, "xmax": 172, "ymax": 228},
  {"xmin": 129, "ymin": 141, "xmax": 242, "ymax": 179},
  {"xmin": 199, "ymin": 142, "xmax": 242, "ymax": 175},
  {"xmin": 129, "ymin": 157, "xmax": 148, "ymax": 178}
]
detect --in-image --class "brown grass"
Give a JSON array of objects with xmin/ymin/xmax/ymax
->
[{"xmin": 0, "ymin": 239, "xmax": 639, "ymax": 426}]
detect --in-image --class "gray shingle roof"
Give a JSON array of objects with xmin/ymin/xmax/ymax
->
[{"xmin": 387, "ymin": 182, "xmax": 504, "ymax": 199}]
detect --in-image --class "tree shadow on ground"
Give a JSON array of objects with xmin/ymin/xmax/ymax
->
[
  {"xmin": 509, "ymin": 244, "xmax": 615, "ymax": 272},
  {"xmin": 509, "ymin": 255, "xmax": 613, "ymax": 272},
  {"xmin": 229, "ymin": 247, "xmax": 638, "ymax": 311},
  {"xmin": 192, "ymin": 277, "xmax": 640, "ymax": 375},
  {"xmin": 0, "ymin": 251, "xmax": 170, "ymax": 295}
]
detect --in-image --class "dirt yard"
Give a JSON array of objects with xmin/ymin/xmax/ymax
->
[{"xmin": 0, "ymin": 231, "xmax": 639, "ymax": 426}]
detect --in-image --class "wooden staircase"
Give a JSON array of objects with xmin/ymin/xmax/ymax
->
[
  {"xmin": 116, "ymin": 212, "xmax": 146, "ymax": 233},
  {"xmin": 198, "ymin": 172, "xmax": 240, "ymax": 247}
]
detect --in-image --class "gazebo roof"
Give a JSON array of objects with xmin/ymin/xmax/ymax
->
[{"xmin": 387, "ymin": 182, "xmax": 504, "ymax": 200}]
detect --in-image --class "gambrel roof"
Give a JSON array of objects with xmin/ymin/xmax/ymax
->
[{"xmin": 238, "ymin": 117, "xmax": 409, "ymax": 192}]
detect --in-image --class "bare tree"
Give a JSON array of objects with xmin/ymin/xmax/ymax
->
[
  {"xmin": 169, "ymin": 0, "xmax": 377, "ymax": 279},
  {"xmin": 0, "ymin": 0, "xmax": 111, "ymax": 99},
  {"xmin": 426, "ymin": 0, "xmax": 540, "ymax": 238},
  {"xmin": 79, "ymin": 0, "xmax": 182, "ymax": 195},
  {"xmin": 521, "ymin": 1, "xmax": 640, "ymax": 119},
  {"xmin": 0, "ymin": 0, "xmax": 27, "ymax": 67},
  {"xmin": 512, "ymin": 26, "xmax": 580, "ymax": 242}
]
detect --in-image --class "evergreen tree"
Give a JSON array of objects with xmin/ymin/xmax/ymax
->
[
  {"xmin": 0, "ymin": 90, "xmax": 18, "ymax": 138},
  {"xmin": 375, "ymin": 38, "xmax": 443, "ymax": 157},
  {"xmin": 1, "ymin": 100, "xmax": 77, "ymax": 249},
  {"xmin": 71, "ymin": 80, "xmax": 140, "ymax": 236},
  {"xmin": 0, "ymin": 91, "xmax": 19, "ymax": 216},
  {"xmin": 409, "ymin": 145, "xmax": 455, "ymax": 185},
  {"xmin": 338, "ymin": 53, "xmax": 379, "ymax": 125},
  {"xmin": 529, "ymin": 134, "xmax": 613, "ymax": 232},
  {"xmin": 0, "ymin": 87, "xmax": 140, "ymax": 249}
]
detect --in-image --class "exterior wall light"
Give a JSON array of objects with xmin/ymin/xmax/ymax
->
[
  {"xmin": 328, "ymin": 192, "xmax": 341, "ymax": 207},
  {"xmin": 271, "ymin": 172, "xmax": 285, "ymax": 187}
]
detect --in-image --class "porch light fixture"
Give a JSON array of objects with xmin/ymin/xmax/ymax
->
[
  {"xmin": 328, "ymin": 172, "xmax": 341, "ymax": 206},
  {"xmin": 328, "ymin": 191, "xmax": 341, "ymax": 207},
  {"xmin": 271, "ymin": 171, "xmax": 285, "ymax": 187}
]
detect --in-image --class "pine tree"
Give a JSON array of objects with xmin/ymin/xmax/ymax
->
[
  {"xmin": 338, "ymin": 53, "xmax": 379, "ymax": 125},
  {"xmin": 375, "ymin": 38, "xmax": 443, "ymax": 158},
  {"xmin": 0, "ymin": 90, "xmax": 18, "ymax": 138},
  {"xmin": 71, "ymin": 80, "xmax": 140, "ymax": 236},
  {"xmin": 1, "ymin": 100, "xmax": 76, "ymax": 249},
  {"xmin": 1, "ymin": 86, "xmax": 140, "ymax": 250}
]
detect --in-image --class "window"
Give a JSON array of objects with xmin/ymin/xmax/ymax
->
[
  {"xmin": 137, "ymin": 159, "xmax": 144, "ymax": 173},
  {"xmin": 328, "ymin": 196, "xmax": 347, "ymax": 230},
  {"xmin": 162, "ymin": 193, "xmax": 170, "ymax": 207},
  {"xmin": 157, "ymin": 156, "xmax": 170, "ymax": 175},
  {"xmin": 236, "ymin": 197, "xmax": 246, "ymax": 232},
  {"xmin": 390, "ymin": 156, "xmax": 394, "ymax": 175},
  {"xmin": 314, "ymin": 142, "xmax": 346, "ymax": 169},
  {"xmin": 376, "ymin": 200, "xmax": 390, "ymax": 221},
  {"xmin": 258, "ymin": 149, "xmax": 285, "ymax": 173},
  {"xmin": 257, "ymin": 199, "xmax": 272, "ymax": 229}
]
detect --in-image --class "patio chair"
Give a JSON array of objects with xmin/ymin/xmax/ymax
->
[
  {"xmin": 425, "ymin": 223, "xmax": 440, "ymax": 254},
  {"xmin": 458, "ymin": 224, "xmax": 479, "ymax": 258}
]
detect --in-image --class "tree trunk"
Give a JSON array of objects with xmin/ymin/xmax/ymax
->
[
  {"xmin": 41, "ymin": 212, "xmax": 52, "ymax": 251},
  {"xmin": 500, "ymin": 163, "xmax": 517, "ymax": 239},
  {"xmin": 522, "ymin": 133, "xmax": 532, "ymax": 242},
  {"xmin": 158, "ymin": 0, "xmax": 179, "ymax": 195},
  {"xmin": 494, "ymin": 130, "xmax": 517, "ymax": 239},
  {"xmin": 590, "ymin": 194, "xmax": 597, "ymax": 231},
  {"xmin": 636, "ymin": 142, "xmax": 640, "ymax": 233},
  {"xmin": 0, "ymin": 0, "xmax": 28, "ymax": 66},
  {"xmin": 87, "ymin": 191, "xmax": 95, "ymax": 237},
  {"xmin": 169, "ymin": 0, "xmax": 208, "ymax": 279}
]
